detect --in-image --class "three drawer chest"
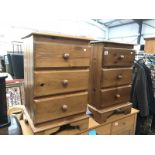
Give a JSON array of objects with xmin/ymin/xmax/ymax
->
[
  {"xmin": 23, "ymin": 33, "xmax": 93, "ymax": 134},
  {"xmin": 88, "ymin": 41, "xmax": 135, "ymax": 123}
]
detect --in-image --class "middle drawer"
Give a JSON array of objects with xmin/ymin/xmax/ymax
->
[
  {"xmin": 101, "ymin": 68, "xmax": 132, "ymax": 88},
  {"xmin": 34, "ymin": 70, "xmax": 89, "ymax": 97}
]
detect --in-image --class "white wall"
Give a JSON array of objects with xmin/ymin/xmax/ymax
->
[
  {"xmin": 0, "ymin": 20, "xmax": 108, "ymax": 56},
  {"xmin": 108, "ymin": 23, "xmax": 139, "ymax": 44},
  {"xmin": 108, "ymin": 19, "xmax": 155, "ymax": 45},
  {"xmin": 141, "ymin": 19, "xmax": 155, "ymax": 44}
]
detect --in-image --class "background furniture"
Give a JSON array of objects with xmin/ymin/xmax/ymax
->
[
  {"xmin": 4, "ymin": 52, "xmax": 24, "ymax": 79},
  {"xmin": 88, "ymin": 41, "xmax": 135, "ymax": 123},
  {"xmin": 6, "ymin": 79, "xmax": 24, "ymax": 107},
  {"xmin": 0, "ymin": 76, "xmax": 22, "ymax": 135},
  {"xmin": 144, "ymin": 38, "xmax": 155, "ymax": 54},
  {"xmin": 20, "ymin": 108, "xmax": 139, "ymax": 135}
]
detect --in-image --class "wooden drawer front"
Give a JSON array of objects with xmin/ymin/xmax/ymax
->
[
  {"xmin": 34, "ymin": 70, "xmax": 89, "ymax": 97},
  {"xmin": 102, "ymin": 48, "xmax": 135, "ymax": 67},
  {"xmin": 112, "ymin": 130, "xmax": 133, "ymax": 135},
  {"xmin": 34, "ymin": 92, "xmax": 88, "ymax": 124},
  {"xmin": 111, "ymin": 115, "xmax": 134, "ymax": 134},
  {"xmin": 101, "ymin": 68, "xmax": 132, "ymax": 88},
  {"xmin": 100, "ymin": 86, "xmax": 131, "ymax": 108},
  {"xmin": 80, "ymin": 131, "xmax": 88, "ymax": 135},
  {"xmin": 96, "ymin": 124, "xmax": 111, "ymax": 135},
  {"xmin": 34, "ymin": 41, "xmax": 91, "ymax": 68},
  {"xmin": 80, "ymin": 124, "xmax": 111, "ymax": 135}
]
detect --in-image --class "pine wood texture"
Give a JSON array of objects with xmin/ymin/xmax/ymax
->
[
  {"xmin": 101, "ymin": 68, "xmax": 132, "ymax": 88},
  {"xmin": 34, "ymin": 39, "xmax": 91, "ymax": 68},
  {"xmin": 100, "ymin": 85, "xmax": 131, "ymax": 108},
  {"xmin": 86, "ymin": 108, "xmax": 138, "ymax": 135},
  {"xmin": 23, "ymin": 107, "xmax": 89, "ymax": 135},
  {"xmin": 103, "ymin": 47, "xmax": 135, "ymax": 67},
  {"xmin": 89, "ymin": 41, "xmax": 135, "ymax": 122},
  {"xmin": 111, "ymin": 115, "xmax": 135, "ymax": 134},
  {"xmin": 34, "ymin": 92, "xmax": 88, "ymax": 124},
  {"xmin": 23, "ymin": 32, "xmax": 92, "ymax": 126},
  {"xmin": 34, "ymin": 70, "xmax": 89, "ymax": 97},
  {"xmin": 144, "ymin": 38, "xmax": 155, "ymax": 54},
  {"xmin": 21, "ymin": 108, "xmax": 139, "ymax": 135},
  {"xmin": 88, "ymin": 102, "xmax": 132, "ymax": 123},
  {"xmin": 23, "ymin": 32, "xmax": 94, "ymax": 41}
]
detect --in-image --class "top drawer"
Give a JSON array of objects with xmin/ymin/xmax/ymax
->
[
  {"xmin": 34, "ymin": 40, "xmax": 91, "ymax": 68},
  {"xmin": 102, "ymin": 48, "xmax": 135, "ymax": 67}
]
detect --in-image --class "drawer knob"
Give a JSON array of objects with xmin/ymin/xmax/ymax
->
[
  {"xmin": 62, "ymin": 105, "xmax": 68, "ymax": 111},
  {"xmin": 40, "ymin": 83, "xmax": 45, "ymax": 87},
  {"xmin": 119, "ymin": 55, "xmax": 125, "ymax": 59},
  {"xmin": 63, "ymin": 53, "xmax": 70, "ymax": 59},
  {"xmin": 62, "ymin": 80, "xmax": 69, "ymax": 87},
  {"xmin": 115, "ymin": 94, "xmax": 121, "ymax": 99},
  {"xmin": 122, "ymin": 122, "xmax": 126, "ymax": 125},
  {"xmin": 117, "ymin": 74, "xmax": 123, "ymax": 79}
]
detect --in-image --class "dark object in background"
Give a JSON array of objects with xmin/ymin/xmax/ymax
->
[
  {"xmin": 5, "ymin": 52, "xmax": 24, "ymax": 79},
  {"xmin": 0, "ymin": 115, "xmax": 22, "ymax": 135},
  {"xmin": 0, "ymin": 76, "xmax": 22, "ymax": 135},
  {"xmin": 140, "ymin": 44, "xmax": 144, "ymax": 51},
  {"xmin": 10, "ymin": 54, "xmax": 24, "ymax": 79},
  {"xmin": 0, "ymin": 57, "xmax": 6, "ymax": 72},
  {"xmin": 4, "ymin": 54, "xmax": 14, "ymax": 77},
  {"xmin": 130, "ymin": 60, "xmax": 155, "ymax": 134},
  {"xmin": 0, "ymin": 76, "xmax": 10, "ymax": 127},
  {"xmin": 1, "ymin": 59, "xmax": 6, "ymax": 72}
]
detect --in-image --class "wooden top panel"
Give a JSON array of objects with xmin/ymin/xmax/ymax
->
[
  {"xmin": 91, "ymin": 40, "xmax": 135, "ymax": 46},
  {"xmin": 22, "ymin": 32, "xmax": 95, "ymax": 41},
  {"xmin": 144, "ymin": 37, "xmax": 155, "ymax": 40},
  {"xmin": 91, "ymin": 40, "xmax": 135, "ymax": 49}
]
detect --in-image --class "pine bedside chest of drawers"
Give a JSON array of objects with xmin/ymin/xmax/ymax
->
[
  {"xmin": 88, "ymin": 41, "xmax": 135, "ymax": 123},
  {"xmin": 22, "ymin": 32, "xmax": 93, "ymax": 135}
]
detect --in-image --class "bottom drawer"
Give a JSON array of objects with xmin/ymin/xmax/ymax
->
[
  {"xmin": 111, "ymin": 115, "xmax": 135, "ymax": 135},
  {"xmin": 96, "ymin": 124, "xmax": 111, "ymax": 135},
  {"xmin": 112, "ymin": 130, "xmax": 134, "ymax": 135},
  {"xmin": 100, "ymin": 85, "xmax": 131, "ymax": 108},
  {"xmin": 81, "ymin": 124, "xmax": 111, "ymax": 135},
  {"xmin": 33, "ymin": 92, "xmax": 88, "ymax": 124}
]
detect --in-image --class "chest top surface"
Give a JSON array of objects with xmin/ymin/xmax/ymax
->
[{"xmin": 22, "ymin": 32, "xmax": 95, "ymax": 41}]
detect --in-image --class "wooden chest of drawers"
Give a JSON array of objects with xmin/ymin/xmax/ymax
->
[
  {"xmin": 88, "ymin": 41, "xmax": 135, "ymax": 123},
  {"xmin": 21, "ymin": 108, "xmax": 139, "ymax": 135},
  {"xmin": 23, "ymin": 33, "xmax": 92, "ymax": 130},
  {"xmin": 80, "ymin": 108, "xmax": 139, "ymax": 135}
]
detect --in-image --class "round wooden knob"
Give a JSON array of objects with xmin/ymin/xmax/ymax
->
[
  {"xmin": 122, "ymin": 122, "xmax": 126, "ymax": 125},
  {"xmin": 62, "ymin": 80, "xmax": 69, "ymax": 87},
  {"xmin": 119, "ymin": 55, "xmax": 125, "ymax": 59},
  {"xmin": 63, "ymin": 53, "xmax": 70, "ymax": 59},
  {"xmin": 117, "ymin": 74, "xmax": 123, "ymax": 79},
  {"xmin": 40, "ymin": 83, "xmax": 45, "ymax": 87},
  {"xmin": 62, "ymin": 105, "xmax": 68, "ymax": 111},
  {"xmin": 115, "ymin": 94, "xmax": 121, "ymax": 99}
]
